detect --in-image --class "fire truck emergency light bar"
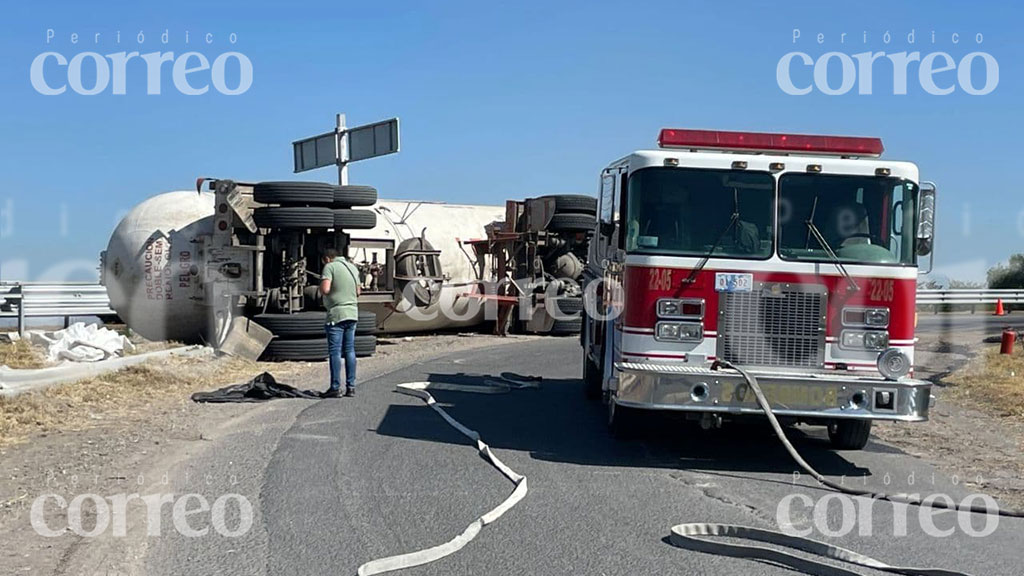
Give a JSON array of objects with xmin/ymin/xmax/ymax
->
[{"xmin": 657, "ymin": 128, "xmax": 884, "ymax": 158}]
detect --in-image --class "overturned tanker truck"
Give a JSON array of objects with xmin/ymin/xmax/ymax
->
[{"xmin": 99, "ymin": 179, "xmax": 596, "ymax": 360}]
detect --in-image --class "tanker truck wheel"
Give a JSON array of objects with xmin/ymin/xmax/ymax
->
[
  {"xmin": 253, "ymin": 181, "xmax": 335, "ymax": 205},
  {"xmin": 537, "ymin": 194, "xmax": 598, "ymax": 215},
  {"xmin": 548, "ymin": 212, "xmax": 596, "ymax": 233},
  {"xmin": 355, "ymin": 334, "xmax": 377, "ymax": 357},
  {"xmin": 253, "ymin": 311, "xmax": 326, "ymax": 338},
  {"xmin": 261, "ymin": 337, "xmax": 328, "ymax": 361},
  {"xmin": 356, "ymin": 310, "xmax": 377, "ymax": 335},
  {"xmin": 549, "ymin": 317, "xmax": 583, "ymax": 335},
  {"xmin": 253, "ymin": 206, "xmax": 334, "ymax": 229},
  {"xmin": 333, "ymin": 185, "xmax": 378, "ymax": 207},
  {"xmin": 333, "ymin": 209, "xmax": 377, "ymax": 230},
  {"xmin": 827, "ymin": 420, "xmax": 872, "ymax": 450}
]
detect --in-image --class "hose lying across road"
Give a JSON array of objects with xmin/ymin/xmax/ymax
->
[
  {"xmin": 357, "ymin": 365, "xmax": 1020, "ymax": 576},
  {"xmin": 666, "ymin": 360, "xmax": 1024, "ymax": 576},
  {"xmin": 356, "ymin": 375, "xmax": 539, "ymax": 576}
]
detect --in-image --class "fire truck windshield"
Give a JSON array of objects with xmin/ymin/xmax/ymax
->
[
  {"xmin": 625, "ymin": 167, "xmax": 774, "ymax": 259},
  {"xmin": 778, "ymin": 173, "xmax": 919, "ymax": 266}
]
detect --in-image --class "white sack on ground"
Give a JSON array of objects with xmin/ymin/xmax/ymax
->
[{"xmin": 26, "ymin": 322, "xmax": 135, "ymax": 363}]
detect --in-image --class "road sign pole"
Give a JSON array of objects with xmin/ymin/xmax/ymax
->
[{"xmin": 336, "ymin": 113, "xmax": 349, "ymax": 186}]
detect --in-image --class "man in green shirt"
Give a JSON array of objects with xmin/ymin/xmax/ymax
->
[{"xmin": 319, "ymin": 248, "xmax": 361, "ymax": 398}]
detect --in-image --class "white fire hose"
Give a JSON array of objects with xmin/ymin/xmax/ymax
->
[
  {"xmin": 356, "ymin": 375, "xmax": 539, "ymax": 576},
  {"xmin": 667, "ymin": 360, "xmax": 1023, "ymax": 576},
  {"xmin": 357, "ymin": 366, "xmax": 1019, "ymax": 576}
]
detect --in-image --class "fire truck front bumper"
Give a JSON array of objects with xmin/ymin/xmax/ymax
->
[{"xmin": 613, "ymin": 362, "xmax": 932, "ymax": 422}]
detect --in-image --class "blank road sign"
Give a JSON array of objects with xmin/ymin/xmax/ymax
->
[
  {"xmin": 293, "ymin": 132, "xmax": 338, "ymax": 173},
  {"xmin": 349, "ymin": 118, "xmax": 400, "ymax": 162}
]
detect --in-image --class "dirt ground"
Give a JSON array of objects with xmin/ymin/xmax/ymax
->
[
  {"xmin": 0, "ymin": 332, "xmax": 539, "ymax": 576},
  {"xmin": 873, "ymin": 330, "xmax": 1024, "ymax": 509}
]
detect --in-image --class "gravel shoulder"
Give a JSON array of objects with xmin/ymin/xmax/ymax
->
[
  {"xmin": 0, "ymin": 332, "xmax": 539, "ymax": 576},
  {"xmin": 873, "ymin": 328, "xmax": 1024, "ymax": 509}
]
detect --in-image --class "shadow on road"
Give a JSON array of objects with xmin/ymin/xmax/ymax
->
[{"xmin": 374, "ymin": 371, "xmax": 881, "ymax": 478}]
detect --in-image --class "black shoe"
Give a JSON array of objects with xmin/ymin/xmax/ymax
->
[
  {"xmin": 321, "ymin": 389, "xmax": 342, "ymax": 399},
  {"xmin": 344, "ymin": 387, "xmax": 356, "ymax": 398}
]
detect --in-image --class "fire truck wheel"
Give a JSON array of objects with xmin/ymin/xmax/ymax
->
[
  {"xmin": 355, "ymin": 334, "xmax": 377, "ymax": 357},
  {"xmin": 253, "ymin": 181, "xmax": 336, "ymax": 205},
  {"xmin": 583, "ymin": 354, "xmax": 602, "ymax": 400},
  {"xmin": 356, "ymin": 310, "xmax": 378, "ymax": 335},
  {"xmin": 254, "ymin": 311, "xmax": 327, "ymax": 338},
  {"xmin": 827, "ymin": 419, "xmax": 872, "ymax": 450},
  {"xmin": 608, "ymin": 399, "xmax": 639, "ymax": 439},
  {"xmin": 547, "ymin": 212, "xmax": 596, "ymax": 233},
  {"xmin": 332, "ymin": 185, "xmax": 378, "ymax": 207},
  {"xmin": 549, "ymin": 317, "xmax": 583, "ymax": 335},
  {"xmin": 333, "ymin": 209, "xmax": 377, "ymax": 230},
  {"xmin": 253, "ymin": 207, "xmax": 335, "ymax": 229},
  {"xmin": 537, "ymin": 194, "xmax": 598, "ymax": 216},
  {"xmin": 261, "ymin": 337, "xmax": 328, "ymax": 361}
]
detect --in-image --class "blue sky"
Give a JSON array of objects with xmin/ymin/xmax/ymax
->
[{"xmin": 0, "ymin": 0, "xmax": 1020, "ymax": 282}]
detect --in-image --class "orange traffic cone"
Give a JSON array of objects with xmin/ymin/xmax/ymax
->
[{"xmin": 994, "ymin": 298, "xmax": 1007, "ymax": 316}]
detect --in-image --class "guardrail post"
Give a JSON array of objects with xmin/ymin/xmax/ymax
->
[{"xmin": 16, "ymin": 286, "xmax": 25, "ymax": 338}]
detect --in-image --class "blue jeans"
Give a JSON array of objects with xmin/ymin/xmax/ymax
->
[{"xmin": 326, "ymin": 320, "xmax": 357, "ymax": 391}]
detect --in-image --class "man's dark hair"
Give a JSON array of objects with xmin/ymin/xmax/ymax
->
[{"xmin": 323, "ymin": 247, "xmax": 340, "ymax": 261}]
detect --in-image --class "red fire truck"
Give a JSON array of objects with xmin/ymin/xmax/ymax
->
[{"xmin": 580, "ymin": 128, "xmax": 937, "ymax": 450}]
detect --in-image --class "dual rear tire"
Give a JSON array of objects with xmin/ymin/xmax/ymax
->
[{"xmin": 257, "ymin": 310, "xmax": 378, "ymax": 361}]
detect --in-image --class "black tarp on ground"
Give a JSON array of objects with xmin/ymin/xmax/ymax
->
[{"xmin": 191, "ymin": 372, "xmax": 321, "ymax": 403}]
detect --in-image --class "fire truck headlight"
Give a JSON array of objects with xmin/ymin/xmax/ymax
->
[
  {"xmin": 657, "ymin": 298, "xmax": 704, "ymax": 319},
  {"xmin": 842, "ymin": 307, "xmax": 890, "ymax": 328},
  {"xmin": 864, "ymin": 308, "xmax": 890, "ymax": 328},
  {"xmin": 655, "ymin": 321, "xmax": 703, "ymax": 342},
  {"xmin": 877, "ymin": 348, "xmax": 911, "ymax": 380},
  {"xmin": 840, "ymin": 330, "xmax": 889, "ymax": 351}
]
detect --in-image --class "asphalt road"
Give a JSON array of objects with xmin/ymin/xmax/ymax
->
[
  {"xmin": 917, "ymin": 311, "xmax": 1024, "ymax": 336},
  {"xmin": 145, "ymin": 338, "xmax": 1023, "ymax": 576}
]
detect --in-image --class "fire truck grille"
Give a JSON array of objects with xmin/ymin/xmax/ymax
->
[{"xmin": 717, "ymin": 285, "xmax": 827, "ymax": 368}]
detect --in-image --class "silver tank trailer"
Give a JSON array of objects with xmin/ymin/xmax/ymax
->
[
  {"xmin": 101, "ymin": 191, "xmax": 506, "ymax": 342},
  {"xmin": 101, "ymin": 191, "xmax": 217, "ymax": 343}
]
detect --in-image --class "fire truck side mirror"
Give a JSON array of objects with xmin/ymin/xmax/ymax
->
[{"xmin": 915, "ymin": 182, "xmax": 936, "ymax": 257}]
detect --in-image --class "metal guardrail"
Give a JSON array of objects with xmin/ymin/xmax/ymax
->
[
  {"xmin": 0, "ymin": 283, "xmax": 117, "ymax": 336},
  {"xmin": 915, "ymin": 289, "xmax": 1024, "ymax": 305},
  {"xmin": 0, "ymin": 282, "xmax": 1018, "ymax": 338}
]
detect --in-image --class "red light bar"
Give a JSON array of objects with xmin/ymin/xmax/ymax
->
[{"xmin": 657, "ymin": 128, "xmax": 884, "ymax": 157}]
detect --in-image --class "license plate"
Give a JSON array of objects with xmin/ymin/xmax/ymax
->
[{"xmin": 714, "ymin": 273, "xmax": 753, "ymax": 293}]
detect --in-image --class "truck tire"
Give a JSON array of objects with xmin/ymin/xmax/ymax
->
[
  {"xmin": 583, "ymin": 352, "xmax": 602, "ymax": 400},
  {"xmin": 253, "ymin": 181, "xmax": 335, "ymax": 205},
  {"xmin": 333, "ymin": 209, "xmax": 377, "ymax": 230},
  {"xmin": 828, "ymin": 420, "xmax": 872, "ymax": 450},
  {"xmin": 333, "ymin": 185, "xmax": 378, "ymax": 207},
  {"xmin": 550, "ymin": 296, "xmax": 583, "ymax": 318},
  {"xmin": 253, "ymin": 207, "xmax": 334, "ymax": 229},
  {"xmin": 547, "ymin": 212, "xmax": 595, "ymax": 233},
  {"xmin": 356, "ymin": 310, "xmax": 377, "ymax": 335},
  {"xmin": 355, "ymin": 334, "xmax": 377, "ymax": 357},
  {"xmin": 254, "ymin": 311, "xmax": 326, "ymax": 338},
  {"xmin": 608, "ymin": 399, "xmax": 639, "ymax": 439},
  {"xmin": 261, "ymin": 337, "xmax": 328, "ymax": 361},
  {"xmin": 537, "ymin": 194, "xmax": 598, "ymax": 215},
  {"xmin": 549, "ymin": 317, "xmax": 583, "ymax": 335}
]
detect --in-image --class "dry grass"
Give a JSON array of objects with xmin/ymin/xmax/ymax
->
[
  {"xmin": 0, "ymin": 354, "xmax": 272, "ymax": 447},
  {"xmin": 947, "ymin": 348, "xmax": 1024, "ymax": 419},
  {"xmin": 0, "ymin": 340, "xmax": 46, "ymax": 369}
]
